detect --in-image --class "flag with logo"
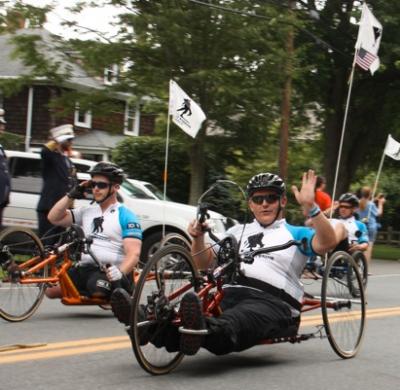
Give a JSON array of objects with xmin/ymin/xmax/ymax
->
[
  {"xmin": 168, "ymin": 80, "xmax": 206, "ymax": 138},
  {"xmin": 384, "ymin": 134, "xmax": 400, "ymax": 161},
  {"xmin": 355, "ymin": 3, "xmax": 382, "ymax": 75}
]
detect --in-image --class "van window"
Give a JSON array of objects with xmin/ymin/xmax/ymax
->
[
  {"xmin": 9, "ymin": 157, "xmax": 42, "ymax": 194},
  {"xmin": 121, "ymin": 180, "xmax": 154, "ymax": 199},
  {"xmin": 73, "ymin": 163, "xmax": 92, "ymax": 173}
]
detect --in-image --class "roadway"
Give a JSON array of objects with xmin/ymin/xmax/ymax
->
[{"xmin": 1, "ymin": 260, "xmax": 400, "ymax": 390}]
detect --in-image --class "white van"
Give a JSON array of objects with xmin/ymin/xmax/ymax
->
[{"xmin": 3, "ymin": 150, "xmax": 233, "ymax": 261}]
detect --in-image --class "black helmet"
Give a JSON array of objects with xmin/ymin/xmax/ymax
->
[
  {"xmin": 88, "ymin": 162, "xmax": 125, "ymax": 184},
  {"xmin": 246, "ymin": 172, "xmax": 285, "ymax": 197},
  {"xmin": 339, "ymin": 192, "xmax": 359, "ymax": 207}
]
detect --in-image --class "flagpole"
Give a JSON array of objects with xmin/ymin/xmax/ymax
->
[
  {"xmin": 162, "ymin": 107, "xmax": 171, "ymax": 238},
  {"xmin": 329, "ymin": 59, "xmax": 357, "ymax": 218},
  {"xmin": 365, "ymin": 136, "xmax": 388, "ymax": 221}
]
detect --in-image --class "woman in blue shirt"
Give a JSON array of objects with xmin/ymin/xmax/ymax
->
[{"xmin": 357, "ymin": 186, "xmax": 385, "ymax": 265}]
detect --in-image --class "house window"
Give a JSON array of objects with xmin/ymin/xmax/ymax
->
[
  {"xmin": 74, "ymin": 104, "xmax": 92, "ymax": 128},
  {"xmin": 124, "ymin": 102, "xmax": 140, "ymax": 136},
  {"xmin": 104, "ymin": 64, "xmax": 119, "ymax": 86}
]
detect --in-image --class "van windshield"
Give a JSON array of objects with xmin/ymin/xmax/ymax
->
[
  {"xmin": 121, "ymin": 180, "xmax": 154, "ymax": 199},
  {"xmin": 144, "ymin": 183, "xmax": 171, "ymax": 201}
]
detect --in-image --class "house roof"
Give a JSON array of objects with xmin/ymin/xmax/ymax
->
[
  {"xmin": 73, "ymin": 129, "xmax": 127, "ymax": 151},
  {"xmin": 0, "ymin": 28, "xmax": 132, "ymax": 100}
]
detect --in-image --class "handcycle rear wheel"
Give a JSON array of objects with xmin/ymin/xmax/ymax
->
[
  {"xmin": 131, "ymin": 244, "xmax": 200, "ymax": 375},
  {"xmin": 160, "ymin": 233, "xmax": 191, "ymax": 251},
  {"xmin": 321, "ymin": 251, "xmax": 366, "ymax": 358},
  {"xmin": 0, "ymin": 227, "xmax": 47, "ymax": 322},
  {"xmin": 350, "ymin": 251, "xmax": 368, "ymax": 291}
]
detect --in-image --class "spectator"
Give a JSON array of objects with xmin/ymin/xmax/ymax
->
[
  {"xmin": 0, "ymin": 109, "xmax": 11, "ymax": 229},
  {"xmin": 315, "ymin": 176, "xmax": 332, "ymax": 212},
  {"xmin": 357, "ymin": 186, "xmax": 385, "ymax": 265},
  {"xmin": 36, "ymin": 124, "xmax": 77, "ymax": 244}
]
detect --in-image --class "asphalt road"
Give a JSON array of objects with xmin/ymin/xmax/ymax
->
[{"xmin": 1, "ymin": 260, "xmax": 400, "ymax": 390}]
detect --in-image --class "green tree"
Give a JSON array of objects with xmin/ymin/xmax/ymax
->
[{"xmin": 67, "ymin": 0, "xmax": 294, "ymax": 204}]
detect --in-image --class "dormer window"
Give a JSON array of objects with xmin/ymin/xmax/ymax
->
[
  {"xmin": 74, "ymin": 103, "xmax": 92, "ymax": 128},
  {"xmin": 104, "ymin": 64, "xmax": 119, "ymax": 85}
]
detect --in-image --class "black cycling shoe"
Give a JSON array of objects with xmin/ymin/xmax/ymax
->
[
  {"xmin": 126, "ymin": 304, "xmax": 152, "ymax": 346},
  {"xmin": 110, "ymin": 288, "xmax": 132, "ymax": 326},
  {"xmin": 179, "ymin": 292, "xmax": 207, "ymax": 356}
]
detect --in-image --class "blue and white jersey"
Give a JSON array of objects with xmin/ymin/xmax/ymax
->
[
  {"xmin": 71, "ymin": 202, "xmax": 142, "ymax": 266},
  {"xmin": 330, "ymin": 217, "xmax": 369, "ymax": 245},
  {"xmin": 225, "ymin": 219, "xmax": 316, "ymax": 305}
]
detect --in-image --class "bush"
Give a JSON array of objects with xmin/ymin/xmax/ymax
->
[
  {"xmin": 0, "ymin": 131, "xmax": 24, "ymax": 150},
  {"xmin": 112, "ymin": 136, "xmax": 190, "ymax": 203}
]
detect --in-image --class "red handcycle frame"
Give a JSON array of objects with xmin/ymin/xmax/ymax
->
[{"xmin": 130, "ymin": 242, "xmax": 366, "ymax": 375}]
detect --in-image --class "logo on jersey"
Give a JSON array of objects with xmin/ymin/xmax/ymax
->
[
  {"xmin": 127, "ymin": 222, "xmax": 140, "ymax": 230},
  {"xmin": 243, "ymin": 232, "xmax": 264, "ymax": 251},
  {"xmin": 92, "ymin": 216, "xmax": 104, "ymax": 233}
]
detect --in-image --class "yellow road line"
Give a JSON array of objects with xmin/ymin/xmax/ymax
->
[
  {"xmin": 0, "ymin": 335, "xmax": 128, "ymax": 355},
  {"xmin": 301, "ymin": 306, "xmax": 400, "ymax": 327},
  {"xmin": 1, "ymin": 306, "xmax": 400, "ymax": 365},
  {"xmin": 0, "ymin": 341, "xmax": 131, "ymax": 364}
]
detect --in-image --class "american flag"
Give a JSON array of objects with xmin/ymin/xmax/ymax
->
[{"xmin": 355, "ymin": 47, "xmax": 377, "ymax": 71}]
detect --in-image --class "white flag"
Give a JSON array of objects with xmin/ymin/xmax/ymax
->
[
  {"xmin": 355, "ymin": 3, "xmax": 382, "ymax": 75},
  {"xmin": 384, "ymin": 134, "xmax": 400, "ymax": 161},
  {"xmin": 168, "ymin": 80, "xmax": 206, "ymax": 138}
]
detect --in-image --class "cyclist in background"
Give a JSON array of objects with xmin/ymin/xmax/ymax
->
[
  {"xmin": 330, "ymin": 193, "xmax": 369, "ymax": 254},
  {"xmin": 45, "ymin": 162, "xmax": 142, "ymax": 322}
]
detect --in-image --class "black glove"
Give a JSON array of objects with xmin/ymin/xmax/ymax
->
[{"xmin": 67, "ymin": 184, "xmax": 87, "ymax": 199}]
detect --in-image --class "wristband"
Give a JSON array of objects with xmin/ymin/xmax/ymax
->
[{"xmin": 308, "ymin": 204, "xmax": 321, "ymax": 218}]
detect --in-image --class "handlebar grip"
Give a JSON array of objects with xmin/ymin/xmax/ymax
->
[{"xmin": 197, "ymin": 203, "xmax": 210, "ymax": 223}]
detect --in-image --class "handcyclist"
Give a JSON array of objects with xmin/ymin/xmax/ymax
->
[
  {"xmin": 329, "ymin": 193, "xmax": 369, "ymax": 254},
  {"xmin": 128, "ymin": 170, "xmax": 338, "ymax": 355},
  {"xmin": 45, "ymin": 162, "xmax": 142, "ymax": 320}
]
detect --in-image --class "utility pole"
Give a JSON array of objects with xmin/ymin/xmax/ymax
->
[{"xmin": 278, "ymin": 0, "xmax": 295, "ymax": 181}]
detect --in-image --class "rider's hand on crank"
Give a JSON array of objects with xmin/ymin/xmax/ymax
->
[
  {"xmin": 106, "ymin": 265, "xmax": 123, "ymax": 281},
  {"xmin": 188, "ymin": 219, "xmax": 207, "ymax": 239},
  {"xmin": 67, "ymin": 181, "xmax": 90, "ymax": 200}
]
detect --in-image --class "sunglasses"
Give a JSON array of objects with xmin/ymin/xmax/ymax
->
[
  {"xmin": 338, "ymin": 205, "xmax": 353, "ymax": 210},
  {"xmin": 251, "ymin": 194, "xmax": 280, "ymax": 205},
  {"xmin": 90, "ymin": 181, "xmax": 110, "ymax": 189}
]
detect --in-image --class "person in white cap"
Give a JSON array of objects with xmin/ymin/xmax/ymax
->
[
  {"xmin": 36, "ymin": 124, "xmax": 77, "ymax": 243},
  {"xmin": 0, "ymin": 108, "xmax": 11, "ymax": 228}
]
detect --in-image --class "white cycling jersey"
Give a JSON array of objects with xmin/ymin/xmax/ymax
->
[
  {"xmin": 71, "ymin": 202, "xmax": 142, "ymax": 266},
  {"xmin": 330, "ymin": 217, "xmax": 369, "ymax": 244},
  {"xmin": 224, "ymin": 219, "xmax": 316, "ymax": 306}
]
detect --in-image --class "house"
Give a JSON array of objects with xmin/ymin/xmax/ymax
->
[{"xmin": 0, "ymin": 28, "xmax": 155, "ymax": 160}]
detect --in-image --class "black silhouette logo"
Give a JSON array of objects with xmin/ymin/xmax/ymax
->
[
  {"xmin": 177, "ymin": 99, "xmax": 192, "ymax": 118},
  {"xmin": 92, "ymin": 216, "xmax": 104, "ymax": 233},
  {"xmin": 245, "ymin": 232, "xmax": 264, "ymax": 251},
  {"xmin": 393, "ymin": 146, "xmax": 400, "ymax": 159}
]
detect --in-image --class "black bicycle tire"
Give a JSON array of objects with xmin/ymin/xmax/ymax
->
[
  {"xmin": 131, "ymin": 244, "xmax": 200, "ymax": 375},
  {"xmin": 0, "ymin": 227, "xmax": 47, "ymax": 322},
  {"xmin": 321, "ymin": 251, "xmax": 366, "ymax": 359}
]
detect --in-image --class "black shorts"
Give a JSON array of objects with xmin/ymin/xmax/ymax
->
[{"xmin": 68, "ymin": 265, "xmax": 133, "ymax": 297}]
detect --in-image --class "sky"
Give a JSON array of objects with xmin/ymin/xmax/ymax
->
[{"xmin": 17, "ymin": 0, "xmax": 123, "ymax": 40}]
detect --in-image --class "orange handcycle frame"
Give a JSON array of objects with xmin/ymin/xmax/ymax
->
[{"xmin": 0, "ymin": 226, "xmax": 143, "ymax": 322}]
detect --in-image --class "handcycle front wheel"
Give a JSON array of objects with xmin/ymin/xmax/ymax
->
[
  {"xmin": 321, "ymin": 251, "xmax": 366, "ymax": 359},
  {"xmin": 130, "ymin": 244, "xmax": 200, "ymax": 375},
  {"xmin": 0, "ymin": 227, "xmax": 47, "ymax": 322}
]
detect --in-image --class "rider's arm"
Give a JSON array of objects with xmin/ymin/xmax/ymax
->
[
  {"xmin": 188, "ymin": 220, "xmax": 215, "ymax": 270},
  {"xmin": 119, "ymin": 237, "xmax": 142, "ymax": 275},
  {"xmin": 47, "ymin": 195, "xmax": 74, "ymax": 227},
  {"xmin": 292, "ymin": 170, "xmax": 337, "ymax": 255}
]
